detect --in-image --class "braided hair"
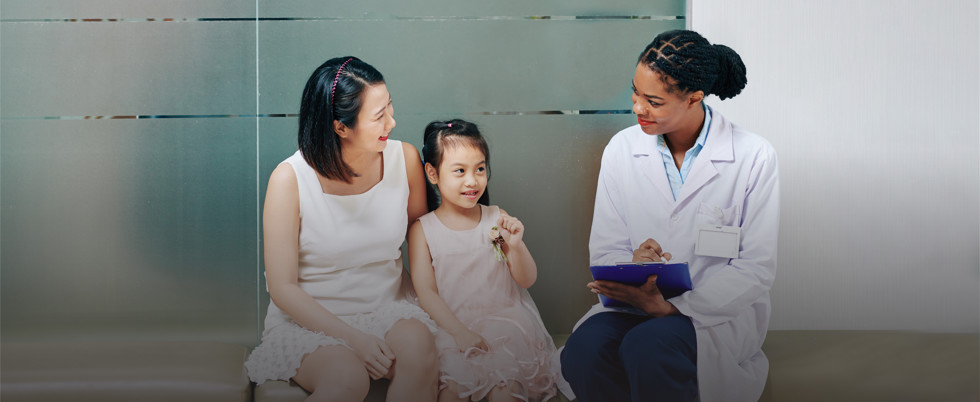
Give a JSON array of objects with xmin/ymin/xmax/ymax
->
[
  {"xmin": 298, "ymin": 56, "xmax": 384, "ymax": 183},
  {"xmin": 421, "ymin": 119, "xmax": 491, "ymax": 212},
  {"xmin": 637, "ymin": 30, "xmax": 747, "ymax": 100}
]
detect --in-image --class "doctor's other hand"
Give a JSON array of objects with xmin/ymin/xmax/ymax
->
[
  {"xmin": 632, "ymin": 238, "xmax": 672, "ymax": 263},
  {"xmin": 589, "ymin": 275, "xmax": 680, "ymax": 317}
]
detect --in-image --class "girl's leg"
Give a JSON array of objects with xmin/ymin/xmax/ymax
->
[
  {"xmin": 487, "ymin": 381, "xmax": 522, "ymax": 402},
  {"xmin": 385, "ymin": 318, "xmax": 439, "ymax": 402},
  {"xmin": 438, "ymin": 380, "xmax": 468, "ymax": 402},
  {"xmin": 292, "ymin": 345, "xmax": 370, "ymax": 402}
]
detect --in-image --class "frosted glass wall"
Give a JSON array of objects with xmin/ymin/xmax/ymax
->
[{"xmin": 1, "ymin": 1, "xmax": 685, "ymax": 344}]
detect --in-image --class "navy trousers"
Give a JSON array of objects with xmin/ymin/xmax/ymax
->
[{"xmin": 560, "ymin": 312, "xmax": 698, "ymax": 402}]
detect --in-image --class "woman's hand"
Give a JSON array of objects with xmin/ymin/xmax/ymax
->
[
  {"xmin": 632, "ymin": 238, "xmax": 672, "ymax": 263},
  {"xmin": 347, "ymin": 333, "xmax": 396, "ymax": 380},
  {"xmin": 452, "ymin": 329, "xmax": 490, "ymax": 355},
  {"xmin": 497, "ymin": 214, "xmax": 525, "ymax": 248},
  {"xmin": 588, "ymin": 275, "xmax": 680, "ymax": 317}
]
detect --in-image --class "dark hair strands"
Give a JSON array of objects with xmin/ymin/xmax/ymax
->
[
  {"xmin": 298, "ymin": 56, "xmax": 384, "ymax": 184},
  {"xmin": 421, "ymin": 119, "xmax": 491, "ymax": 212},
  {"xmin": 638, "ymin": 30, "xmax": 747, "ymax": 100}
]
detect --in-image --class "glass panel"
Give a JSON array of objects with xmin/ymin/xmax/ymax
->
[
  {"xmin": 257, "ymin": 19, "xmax": 684, "ymax": 114},
  {"xmin": 0, "ymin": 21, "xmax": 256, "ymax": 117},
  {"xmin": 0, "ymin": 1, "xmax": 255, "ymax": 19},
  {"xmin": 258, "ymin": 113, "xmax": 636, "ymax": 333},
  {"xmin": 258, "ymin": 0, "xmax": 683, "ymax": 19},
  {"xmin": 0, "ymin": 118, "xmax": 259, "ymax": 344}
]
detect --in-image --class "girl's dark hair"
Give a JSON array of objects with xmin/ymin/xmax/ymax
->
[
  {"xmin": 637, "ymin": 30, "xmax": 747, "ymax": 100},
  {"xmin": 421, "ymin": 119, "xmax": 491, "ymax": 212},
  {"xmin": 298, "ymin": 56, "xmax": 384, "ymax": 183}
]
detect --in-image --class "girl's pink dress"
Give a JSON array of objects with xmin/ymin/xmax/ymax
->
[{"xmin": 418, "ymin": 205, "xmax": 559, "ymax": 401}]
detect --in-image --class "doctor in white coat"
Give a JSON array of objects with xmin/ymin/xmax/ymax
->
[{"xmin": 560, "ymin": 30, "xmax": 779, "ymax": 402}]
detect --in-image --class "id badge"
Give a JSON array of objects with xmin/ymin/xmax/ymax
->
[{"xmin": 694, "ymin": 224, "xmax": 741, "ymax": 259}]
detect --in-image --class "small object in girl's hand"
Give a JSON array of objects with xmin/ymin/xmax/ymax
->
[{"xmin": 489, "ymin": 226, "xmax": 508, "ymax": 262}]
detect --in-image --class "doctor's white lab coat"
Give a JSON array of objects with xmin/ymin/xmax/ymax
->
[{"xmin": 577, "ymin": 106, "xmax": 780, "ymax": 402}]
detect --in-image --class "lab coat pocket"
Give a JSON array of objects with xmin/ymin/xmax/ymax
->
[{"xmin": 696, "ymin": 202, "xmax": 738, "ymax": 226}]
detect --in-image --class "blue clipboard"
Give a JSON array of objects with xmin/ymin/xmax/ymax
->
[{"xmin": 589, "ymin": 262, "xmax": 693, "ymax": 308}]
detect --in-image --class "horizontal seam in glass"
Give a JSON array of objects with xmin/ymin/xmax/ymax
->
[
  {"xmin": 0, "ymin": 16, "xmax": 683, "ymax": 23},
  {"xmin": 0, "ymin": 110, "xmax": 634, "ymax": 120}
]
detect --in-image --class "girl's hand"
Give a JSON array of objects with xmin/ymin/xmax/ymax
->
[
  {"xmin": 452, "ymin": 329, "xmax": 490, "ymax": 355},
  {"xmin": 347, "ymin": 332, "xmax": 395, "ymax": 380},
  {"xmin": 496, "ymin": 214, "xmax": 525, "ymax": 247}
]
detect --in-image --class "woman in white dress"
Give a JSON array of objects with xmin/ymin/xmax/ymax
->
[{"xmin": 245, "ymin": 56, "xmax": 438, "ymax": 402}]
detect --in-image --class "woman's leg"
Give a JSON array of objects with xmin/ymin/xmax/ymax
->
[
  {"xmin": 292, "ymin": 345, "xmax": 370, "ymax": 402},
  {"xmin": 619, "ymin": 315, "xmax": 698, "ymax": 401},
  {"xmin": 560, "ymin": 312, "xmax": 647, "ymax": 402},
  {"xmin": 385, "ymin": 318, "xmax": 439, "ymax": 402},
  {"xmin": 438, "ymin": 380, "xmax": 468, "ymax": 402}
]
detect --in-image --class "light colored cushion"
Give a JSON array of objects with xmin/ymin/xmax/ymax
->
[
  {"xmin": 254, "ymin": 334, "xmax": 574, "ymax": 402},
  {"xmin": 760, "ymin": 330, "xmax": 979, "ymax": 402},
  {"xmin": 1, "ymin": 341, "xmax": 251, "ymax": 402},
  {"xmin": 254, "ymin": 378, "xmax": 389, "ymax": 402}
]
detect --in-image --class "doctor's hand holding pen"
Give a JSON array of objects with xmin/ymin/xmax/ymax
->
[
  {"xmin": 587, "ymin": 237, "xmax": 681, "ymax": 317},
  {"xmin": 631, "ymin": 238, "xmax": 673, "ymax": 263}
]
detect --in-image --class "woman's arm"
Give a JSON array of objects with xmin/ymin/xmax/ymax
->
[
  {"xmin": 408, "ymin": 221, "xmax": 488, "ymax": 352},
  {"xmin": 263, "ymin": 163, "xmax": 394, "ymax": 377},
  {"xmin": 497, "ymin": 209, "xmax": 537, "ymax": 288},
  {"xmin": 403, "ymin": 142, "xmax": 428, "ymax": 225}
]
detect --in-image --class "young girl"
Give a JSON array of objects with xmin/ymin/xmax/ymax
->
[{"xmin": 408, "ymin": 119, "xmax": 559, "ymax": 402}]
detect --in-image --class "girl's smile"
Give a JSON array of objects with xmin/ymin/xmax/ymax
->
[{"xmin": 427, "ymin": 144, "xmax": 488, "ymax": 211}]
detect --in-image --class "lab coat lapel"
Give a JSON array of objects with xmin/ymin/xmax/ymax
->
[
  {"xmin": 631, "ymin": 130, "xmax": 675, "ymax": 205},
  {"xmin": 675, "ymin": 109, "xmax": 735, "ymax": 206}
]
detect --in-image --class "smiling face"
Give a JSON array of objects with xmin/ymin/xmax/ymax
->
[
  {"xmin": 337, "ymin": 82, "xmax": 395, "ymax": 153},
  {"xmin": 425, "ymin": 143, "xmax": 488, "ymax": 211},
  {"xmin": 631, "ymin": 63, "xmax": 703, "ymax": 136}
]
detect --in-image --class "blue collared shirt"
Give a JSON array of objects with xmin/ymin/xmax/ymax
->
[{"xmin": 657, "ymin": 103, "xmax": 711, "ymax": 200}]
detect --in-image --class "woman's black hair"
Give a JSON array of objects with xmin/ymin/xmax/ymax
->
[
  {"xmin": 421, "ymin": 119, "xmax": 491, "ymax": 212},
  {"xmin": 298, "ymin": 56, "xmax": 385, "ymax": 183},
  {"xmin": 637, "ymin": 30, "xmax": 747, "ymax": 100}
]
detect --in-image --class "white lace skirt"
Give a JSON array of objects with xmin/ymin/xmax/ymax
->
[{"xmin": 244, "ymin": 300, "xmax": 437, "ymax": 384}]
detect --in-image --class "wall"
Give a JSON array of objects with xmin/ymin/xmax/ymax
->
[
  {"xmin": 691, "ymin": 0, "xmax": 979, "ymax": 332},
  {"xmin": 0, "ymin": 1, "xmax": 685, "ymax": 344}
]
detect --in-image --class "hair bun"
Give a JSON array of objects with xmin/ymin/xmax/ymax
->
[{"xmin": 710, "ymin": 44, "xmax": 747, "ymax": 100}]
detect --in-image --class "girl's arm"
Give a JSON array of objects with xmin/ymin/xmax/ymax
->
[
  {"xmin": 408, "ymin": 220, "xmax": 488, "ymax": 352},
  {"xmin": 497, "ymin": 208, "xmax": 537, "ymax": 288},
  {"xmin": 263, "ymin": 163, "xmax": 394, "ymax": 379},
  {"xmin": 402, "ymin": 142, "xmax": 428, "ymax": 225}
]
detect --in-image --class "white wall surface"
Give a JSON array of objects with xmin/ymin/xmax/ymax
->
[{"xmin": 691, "ymin": 0, "xmax": 979, "ymax": 332}]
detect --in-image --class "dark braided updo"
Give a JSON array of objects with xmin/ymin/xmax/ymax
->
[{"xmin": 637, "ymin": 30, "xmax": 747, "ymax": 100}]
